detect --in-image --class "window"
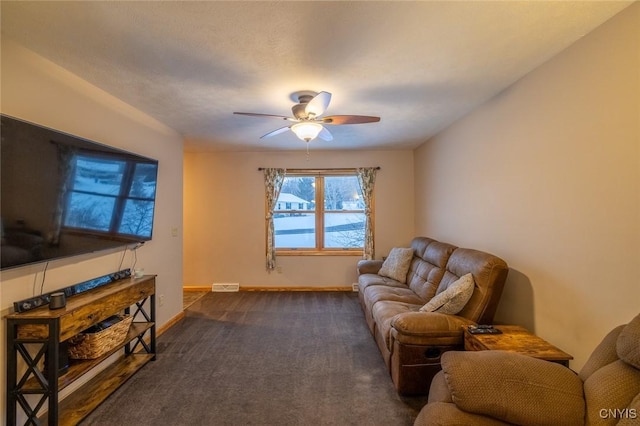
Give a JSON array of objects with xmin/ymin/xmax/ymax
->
[
  {"xmin": 63, "ymin": 153, "xmax": 157, "ymax": 239},
  {"xmin": 273, "ymin": 170, "xmax": 368, "ymax": 255}
]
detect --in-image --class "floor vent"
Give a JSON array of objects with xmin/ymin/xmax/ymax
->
[{"xmin": 212, "ymin": 283, "xmax": 240, "ymax": 292}]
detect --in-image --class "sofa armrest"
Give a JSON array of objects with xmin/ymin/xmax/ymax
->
[
  {"xmin": 357, "ymin": 259, "xmax": 384, "ymax": 275},
  {"xmin": 389, "ymin": 312, "xmax": 474, "ymax": 346},
  {"xmin": 391, "ymin": 312, "xmax": 473, "ymax": 336},
  {"xmin": 440, "ymin": 351, "xmax": 585, "ymax": 426}
]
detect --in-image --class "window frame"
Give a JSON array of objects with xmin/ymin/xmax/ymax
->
[{"xmin": 273, "ymin": 168, "xmax": 372, "ymax": 257}]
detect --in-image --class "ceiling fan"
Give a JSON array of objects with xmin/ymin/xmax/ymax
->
[{"xmin": 233, "ymin": 91, "xmax": 380, "ymax": 143}]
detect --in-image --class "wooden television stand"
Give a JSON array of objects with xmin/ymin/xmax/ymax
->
[{"xmin": 6, "ymin": 275, "xmax": 156, "ymax": 426}]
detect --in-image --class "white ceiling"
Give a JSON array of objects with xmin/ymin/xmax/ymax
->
[{"xmin": 1, "ymin": 1, "xmax": 632, "ymax": 152}]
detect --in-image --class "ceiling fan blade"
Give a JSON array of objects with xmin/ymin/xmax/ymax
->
[
  {"xmin": 322, "ymin": 115, "xmax": 380, "ymax": 125},
  {"xmin": 234, "ymin": 112, "xmax": 296, "ymax": 121},
  {"xmin": 260, "ymin": 126, "xmax": 291, "ymax": 139},
  {"xmin": 318, "ymin": 126, "xmax": 333, "ymax": 141},
  {"xmin": 305, "ymin": 91, "xmax": 332, "ymax": 117}
]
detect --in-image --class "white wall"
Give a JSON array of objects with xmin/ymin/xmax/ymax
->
[
  {"xmin": 183, "ymin": 149, "xmax": 414, "ymax": 288},
  {"xmin": 414, "ymin": 4, "xmax": 639, "ymax": 370},
  {"xmin": 0, "ymin": 38, "xmax": 184, "ymax": 419}
]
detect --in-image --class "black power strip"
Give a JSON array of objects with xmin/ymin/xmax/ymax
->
[{"xmin": 13, "ymin": 269, "xmax": 131, "ymax": 313}]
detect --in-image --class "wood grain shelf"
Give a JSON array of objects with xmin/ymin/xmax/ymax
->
[
  {"xmin": 21, "ymin": 322, "xmax": 155, "ymax": 392},
  {"xmin": 41, "ymin": 354, "xmax": 155, "ymax": 426}
]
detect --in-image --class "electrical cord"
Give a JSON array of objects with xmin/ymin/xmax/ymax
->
[
  {"xmin": 118, "ymin": 245, "xmax": 128, "ymax": 271},
  {"xmin": 38, "ymin": 261, "xmax": 49, "ymax": 296},
  {"xmin": 131, "ymin": 247, "xmax": 138, "ymax": 272}
]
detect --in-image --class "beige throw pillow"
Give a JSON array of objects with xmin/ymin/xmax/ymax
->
[
  {"xmin": 378, "ymin": 247, "xmax": 414, "ymax": 284},
  {"xmin": 420, "ymin": 273, "xmax": 475, "ymax": 315}
]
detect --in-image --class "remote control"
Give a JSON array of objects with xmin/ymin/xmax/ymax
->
[{"xmin": 467, "ymin": 325, "xmax": 503, "ymax": 335}]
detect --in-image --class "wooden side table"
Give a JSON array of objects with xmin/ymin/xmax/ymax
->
[{"xmin": 464, "ymin": 325, "xmax": 573, "ymax": 367}]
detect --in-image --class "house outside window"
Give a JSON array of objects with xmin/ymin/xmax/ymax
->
[{"xmin": 273, "ymin": 170, "xmax": 368, "ymax": 255}]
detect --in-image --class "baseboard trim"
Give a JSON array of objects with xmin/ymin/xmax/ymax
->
[
  {"xmin": 183, "ymin": 285, "xmax": 211, "ymax": 292},
  {"xmin": 184, "ymin": 285, "xmax": 354, "ymax": 292},
  {"xmin": 241, "ymin": 286, "xmax": 353, "ymax": 292},
  {"xmin": 157, "ymin": 311, "xmax": 185, "ymax": 337}
]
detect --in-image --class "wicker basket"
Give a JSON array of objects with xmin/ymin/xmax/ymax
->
[{"xmin": 68, "ymin": 315, "xmax": 133, "ymax": 360}]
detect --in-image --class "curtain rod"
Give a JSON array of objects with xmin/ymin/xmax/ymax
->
[{"xmin": 258, "ymin": 167, "xmax": 380, "ymax": 171}]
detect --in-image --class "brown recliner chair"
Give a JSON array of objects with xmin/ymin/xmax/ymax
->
[{"xmin": 415, "ymin": 313, "xmax": 640, "ymax": 426}]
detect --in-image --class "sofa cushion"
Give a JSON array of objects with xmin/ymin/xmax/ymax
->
[
  {"xmin": 579, "ymin": 325, "xmax": 625, "ymax": 382},
  {"xmin": 583, "ymin": 360, "xmax": 640, "ymax": 425},
  {"xmin": 440, "ymin": 248, "xmax": 509, "ymax": 323},
  {"xmin": 617, "ymin": 313, "xmax": 640, "ymax": 369},
  {"xmin": 420, "ymin": 273, "xmax": 474, "ymax": 315},
  {"xmin": 357, "ymin": 273, "xmax": 408, "ymax": 294},
  {"xmin": 371, "ymin": 300, "xmax": 421, "ymax": 350},
  {"xmin": 378, "ymin": 247, "xmax": 414, "ymax": 283},
  {"xmin": 363, "ymin": 284, "xmax": 424, "ymax": 314},
  {"xmin": 406, "ymin": 239, "xmax": 457, "ymax": 300}
]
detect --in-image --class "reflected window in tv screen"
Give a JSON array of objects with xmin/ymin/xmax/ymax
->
[{"xmin": 64, "ymin": 154, "xmax": 157, "ymax": 239}]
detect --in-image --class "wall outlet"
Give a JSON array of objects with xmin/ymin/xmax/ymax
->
[
  {"xmin": 159, "ymin": 294, "xmax": 165, "ymax": 306},
  {"xmin": 212, "ymin": 283, "xmax": 240, "ymax": 292},
  {"xmin": 352, "ymin": 283, "xmax": 359, "ymax": 292}
]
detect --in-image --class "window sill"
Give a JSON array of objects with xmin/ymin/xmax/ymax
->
[{"xmin": 276, "ymin": 249, "xmax": 364, "ymax": 257}]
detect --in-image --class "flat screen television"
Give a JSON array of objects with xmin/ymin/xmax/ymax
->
[{"xmin": 1, "ymin": 114, "xmax": 159, "ymax": 270}]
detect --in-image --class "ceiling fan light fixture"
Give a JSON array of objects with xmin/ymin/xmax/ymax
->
[
  {"xmin": 291, "ymin": 122, "xmax": 323, "ymax": 142},
  {"xmin": 234, "ymin": 90, "xmax": 379, "ymax": 144}
]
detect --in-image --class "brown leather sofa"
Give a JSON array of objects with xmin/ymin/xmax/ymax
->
[
  {"xmin": 357, "ymin": 237, "xmax": 509, "ymax": 395},
  {"xmin": 415, "ymin": 312, "xmax": 640, "ymax": 425}
]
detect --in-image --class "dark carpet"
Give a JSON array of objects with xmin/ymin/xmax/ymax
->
[{"xmin": 81, "ymin": 291, "xmax": 428, "ymax": 425}]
